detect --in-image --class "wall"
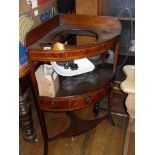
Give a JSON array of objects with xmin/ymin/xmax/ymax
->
[
  {"xmin": 19, "ymin": 0, "xmax": 57, "ymax": 67},
  {"xmin": 19, "ymin": 0, "xmax": 56, "ymax": 29}
]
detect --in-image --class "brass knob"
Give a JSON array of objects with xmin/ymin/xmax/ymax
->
[
  {"xmin": 85, "ymin": 97, "xmax": 92, "ymax": 103},
  {"xmin": 50, "ymin": 101, "xmax": 55, "ymax": 105}
]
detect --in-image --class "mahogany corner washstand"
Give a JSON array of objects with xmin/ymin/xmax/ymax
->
[{"xmin": 26, "ymin": 14, "xmax": 121, "ymax": 155}]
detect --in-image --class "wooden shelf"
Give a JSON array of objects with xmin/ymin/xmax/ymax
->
[{"xmin": 56, "ymin": 68, "xmax": 113, "ymax": 98}]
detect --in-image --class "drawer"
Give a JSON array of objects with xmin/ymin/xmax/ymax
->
[
  {"xmin": 69, "ymin": 86, "xmax": 110, "ymax": 110},
  {"xmin": 39, "ymin": 85, "xmax": 110, "ymax": 111},
  {"xmin": 69, "ymin": 95, "xmax": 92, "ymax": 110},
  {"xmin": 39, "ymin": 98, "xmax": 69, "ymax": 112},
  {"xmin": 92, "ymin": 87, "xmax": 109, "ymax": 102}
]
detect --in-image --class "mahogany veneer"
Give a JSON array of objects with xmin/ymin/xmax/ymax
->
[{"xmin": 26, "ymin": 14, "xmax": 121, "ymax": 155}]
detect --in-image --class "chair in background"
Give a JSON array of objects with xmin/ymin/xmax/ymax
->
[{"xmin": 120, "ymin": 65, "xmax": 135, "ymax": 155}]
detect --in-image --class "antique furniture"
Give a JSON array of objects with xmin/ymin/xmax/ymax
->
[
  {"xmin": 26, "ymin": 14, "xmax": 121, "ymax": 155},
  {"xmin": 19, "ymin": 64, "xmax": 37, "ymax": 142},
  {"xmin": 120, "ymin": 65, "xmax": 135, "ymax": 155},
  {"xmin": 19, "ymin": 0, "xmax": 56, "ymax": 142}
]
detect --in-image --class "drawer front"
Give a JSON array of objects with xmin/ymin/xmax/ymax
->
[
  {"xmin": 69, "ymin": 96, "xmax": 92, "ymax": 110},
  {"xmin": 39, "ymin": 98, "xmax": 69, "ymax": 112},
  {"xmin": 92, "ymin": 86, "xmax": 109, "ymax": 102},
  {"xmin": 69, "ymin": 86, "xmax": 109, "ymax": 110},
  {"xmin": 39, "ymin": 85, "xmax": 110, "ymax": 111}
]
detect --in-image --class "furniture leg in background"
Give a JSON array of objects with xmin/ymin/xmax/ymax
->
[
  {"xmin": 123, "ymin": 94, "xmax": 135, "ymax": 155},
  {"xmin": 19, "ymin": 70, "xmax": 37, "ymax": 142},
  {"xmin": 120, "ymin": 65, "xmax": 135, "ymax": 155}
]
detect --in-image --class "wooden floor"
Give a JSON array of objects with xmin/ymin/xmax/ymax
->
[{"xmin": 19, "ymin": 95, "xmax": 135, "ymax": 155}]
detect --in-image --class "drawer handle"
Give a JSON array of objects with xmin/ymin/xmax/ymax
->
[
  {"xmin": 85, "ymin": 97, "xmax": 92, "ymax": 103},
  {"xmin": 49, "ymin": 101, "xmax": 55, "ymax": 105}
]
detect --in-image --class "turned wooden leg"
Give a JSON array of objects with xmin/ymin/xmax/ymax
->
[
  {"xmin": 123, "ymin": 94, "xmax": 135, "ymax": 155},
  {"xmin": 19, "ymin": 88, "xmax": 37, "ymax": 142}
]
